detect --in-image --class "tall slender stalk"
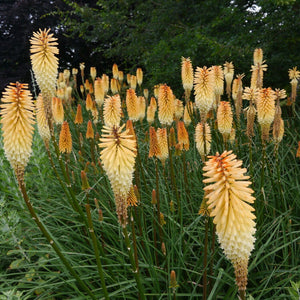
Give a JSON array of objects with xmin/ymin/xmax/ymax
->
[
  {"xmin": 85, "ymin": 204, "xmax": 109, "ymax": 300},
  {"xmin": 122, "ymin": 226, "xmax": 146, "ymax": 300},
  {"xmin": 18, "ymin": 177, "xmax": 96, "ymax": 299}
]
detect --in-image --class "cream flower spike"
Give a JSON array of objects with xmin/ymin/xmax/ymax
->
[
  {"xmin": 99, "ymin": 124, "xmax": 136, "ymax": 226},
  {"xmin": 203, "ymin": 151, "xmax": 256, "ymax": 296},
  {"xmin": 30, "ymin": 29, "xmax": 59, "ymax": 120},
  {"xmin": 0, "ymin": 82, "xmax": 35, "ymax": 181}
]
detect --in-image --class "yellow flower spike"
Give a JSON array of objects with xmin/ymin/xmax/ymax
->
[
  {"xmin": 181, "ymin": 57, "xmax": 194, "ymax": 100},
  {"xmin": 217, "ymin": 101, "xmax": 233, "ymax": 142},
  {"xmin": 138, "ymin": 96, "xmax": 146, "ymax": 122},
  {"xmin": 174, "ymin": 99, "xmax": 184, "ymax": 120},
  {"xmin": 257, "ymin": 87, "xmax": 276, "ymax": 141},
  {"xmin": 112, "ymin": 63, "xmax": 119, "ymax": 80},
  {"xmin": 203, "ymin": 151, "xmax": 256, "ymax": 295},
  {"xmin": 136, "ymin": 68, "xmax": 143, "ymax": 86},
  {"xmin": 150, "ymin": 97, "xmax": 157, "ymax": 111},
  {"xmin": 36, "ymin": 94, "xmax": 50, "ymax": 144},
  {"xmin": 99, "ymin": 124, "xmax": 136, "ymax": 226},
  {"xmin": 195, "ymin": 122, "xmax": 211, "ymax": 161},
  {"xmin": 147, "ymin": 105, "xmax": 156, "ymax": 124},
  {"xmin": 30, "ymin": 28, "xmax": 59, "ymax": 120},
  {"xmin": 101, "ymin": 74, "xmax": 109, "ymax": 95},
  {"xmin": 183, "ymin": 102, "xmax": 193, "ymax": 127},
  {"xmin": 156, "ymin": 128, "xmax": 169, "ymax": 166},
  {"xmin": 59, "ymin": 121, "xmax": 72, "ymax": 154},
  {"xmin": 253, "ymin": 48, "xmax": 263, "ymax": 65},
  {"xmin": 223, "ymin": 61, "xmax": 234, "ymax": 96},
  {"xmin": 91, "ymin": 101, "xmax": 99, "ymax": 124},
  {"xmin": 110, "ymin": 78, "xmax": 119, "ymax": 94},
  {"xmin": 143, "ymin": 89, "xmax": 149, "ymax": 100},
  {"xmin": 94, "ymin": 77, "xmax": 105, "ymax": 107},
  {"xmin": 103, "ymin": 94, "xmax": 121, "ymax": 127},
  {"xmin": 194, "ymin": 66, "xmax": 214, "ymax": 122},
  {"xmin": 158, "ymin": 84, "xmax": 175, "ymax": 126},
  {"xmin": 159, "ymin": 212, "xmax": 166, "ymax": 226},
  {"xmin": 130, "ymin": 75, "xmax": 137, "ymax": 90},
  {"xmin": 126, "ymin": 89, "xmax": 139, "ymax": 122},
  {"xmin": 90, "ymin": 67, "xmax": 97, "ymax": 82},
  {"xmin": 288, "ymin": 67, "xmax": 300, "ymax": 104},
  {"xmin": 0, "ymin": 82, "xmax": 35, "ymax": 180},
  {"xmin": 118, "ymin": 71, "xmax": 124, "ymax": 83},
  {"xmin": 53, "ymin": 97, "xmax": 64, "ymax": 125},
  {"xmin": 211, "ymin": 65, "xmax": 224, "ymax": 107}
]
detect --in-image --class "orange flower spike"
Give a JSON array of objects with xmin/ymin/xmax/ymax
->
[
  {"xmin": 177, "ymin": 121, "xmax": 189, "ymax": 151},
  {"xmin": 75, "ymin": 104, "xmax": 83, "ymax": 125},
  {"xmin": 53, "ymin": 97, "xmax": 64, "ymax": 124},
  {"xmin": 296, "ymin": 141, "xmax": 300, "ymax": 158},
  {"xmin": 94, "ymin": 77, "xmax": 105, "ymax": 107},
  {"xmin": 90, "ymin": 67, "xmax": 96, "ymax": 81},
  {"xmin": 149, "ymin": 127, "xmax": 161, "ymax": 158},
  {"xmin": 156, "ymin": 128, "xmax": 169, "ymax": 165},
  {"xmin": 86, "ymin": 120, "xmax": 94, "ymax": 139},
  {"xmin": 86, "ymin": 93, "xmax": 93, "ymax": 111},
  {"xmin": 59, "ymin": 121, "xmax": 72, "ymax": 154}
]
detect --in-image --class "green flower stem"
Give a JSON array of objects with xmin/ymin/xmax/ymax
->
[
  {"xmin": 130, "ymin": 211, "xmax": 139, "ymax": 272},
  {"xmin": 155, "ymin": 159, "xmax": 163, "ymax": 244},
  {"xmin": 203, "ymin": 216, "xmax": 209, "ymax": 300},
  {"xmin": 85, "ymin": 204, "xmax": 109, "ymax": 300},
  {"xmin": 122, "ymin": 226, "xmax": 146, "ymax": 300},
  {"xmin": 18, "ymin": 177, "xmax": 96, "ymax": 299}
]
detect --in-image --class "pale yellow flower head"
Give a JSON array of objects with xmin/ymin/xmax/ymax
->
[
  {"xmin": 136, "ymin": 68, "xmax": 143, "ymax": 86},
  {"xmin": 30, "ymin": 29, "xmax": 59, "ymax": 119},
  {"xmin": 94, "ymin": 77, "xmax": 105, "ymax": 107},
  {"xmin": 0, "ymin": 82, "xmax": 35, "ymax": 178},
  {"xmin": 194, "ymin": 66, "xmax": 214, "ymax": 122},
  {"xmin": 158, "ymin": 84, "xmax": 175, "ymax": 126},
  {"xmin": 203, "ymin": 151, "xmax": 256, "ymax": 292},
  {"xmin": 217, "ymin": 101, "xmax": 233, "ymax": 139},
  {"xmin": 257, "ymin": 88, "xmax": 276, "ymax": 140},
  {"xmin": 181, "ymin": 57, "xmax": 194, "ymax": 93},
  {"xmin": 174, "ymin": 99, "xmax": 184, "ymax": 120},
  {"xmin": 103, "ymin": 95, "xmax": 121, "ymax": 127},
  {"xmin": 223, "ymin": 61, "xmax": 234, "ymax": 96},
  {"xmin": 126, "ymin": 89, "xmax": 139, "ymax": 122},
  {"xmin": 253, "ymin": 48, "xmax": 263, "ymax": 65},
  {"xmin": 99, "ymin": 124, "xmax": 136, "ymax": 225}
]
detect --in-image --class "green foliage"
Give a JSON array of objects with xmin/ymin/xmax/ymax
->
[{"xmin": 55, "ymin": 0, "xmax": 300, "ymax": 94}]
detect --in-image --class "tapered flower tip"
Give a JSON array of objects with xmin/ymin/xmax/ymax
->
[
  {"xmin": 86, "ymin": 120, "xmax": 94, "ymax": 139},
  {"xmin": 0, "ymin": 82, "xmax": 35, "ymax": 177},
  {"xmin": 253, "ymin": 48, "xmax": 263, "ymax": 65},
  {"xmin": 136, "ymin": 67, "xmax": 143, "ymax": 86},
  {"xmin": 203, "ymin": 151, "xmax": 256, "ymax": 291},
  {"xmin": 30, "ymin": 29, "xmax": 58, "ymax": 98},
  {"xmin": 211, "ymin": 65, "xmax": 224, "ymax": 96},
  {"xmin": 217, "ymin": 101, "xmax": 233, "ymax": 137},
  {"xmin": 112, "ymin": 63, "xmax": 119, "ymax": 79},
  {"xmin": 94, "ymin": 77, "xmax": 105, "ymax": 107},
  {"xmin": 181, "ymin": 57, "xmax": 194, "ymax": 92},
  {"xmin": 174, "ymin": 99, "xmax": 184, "ymax": 120},
  {"xmin": 59, "ymin": 121, "xmax": 72, "ymax": 153},
  {"xmin": 103, "ymin": 94, "xmax": 121, "ymax": 127},
  {"xmin": 158, "ymin": 84, "xmax": 175, "ymax": 125}
]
